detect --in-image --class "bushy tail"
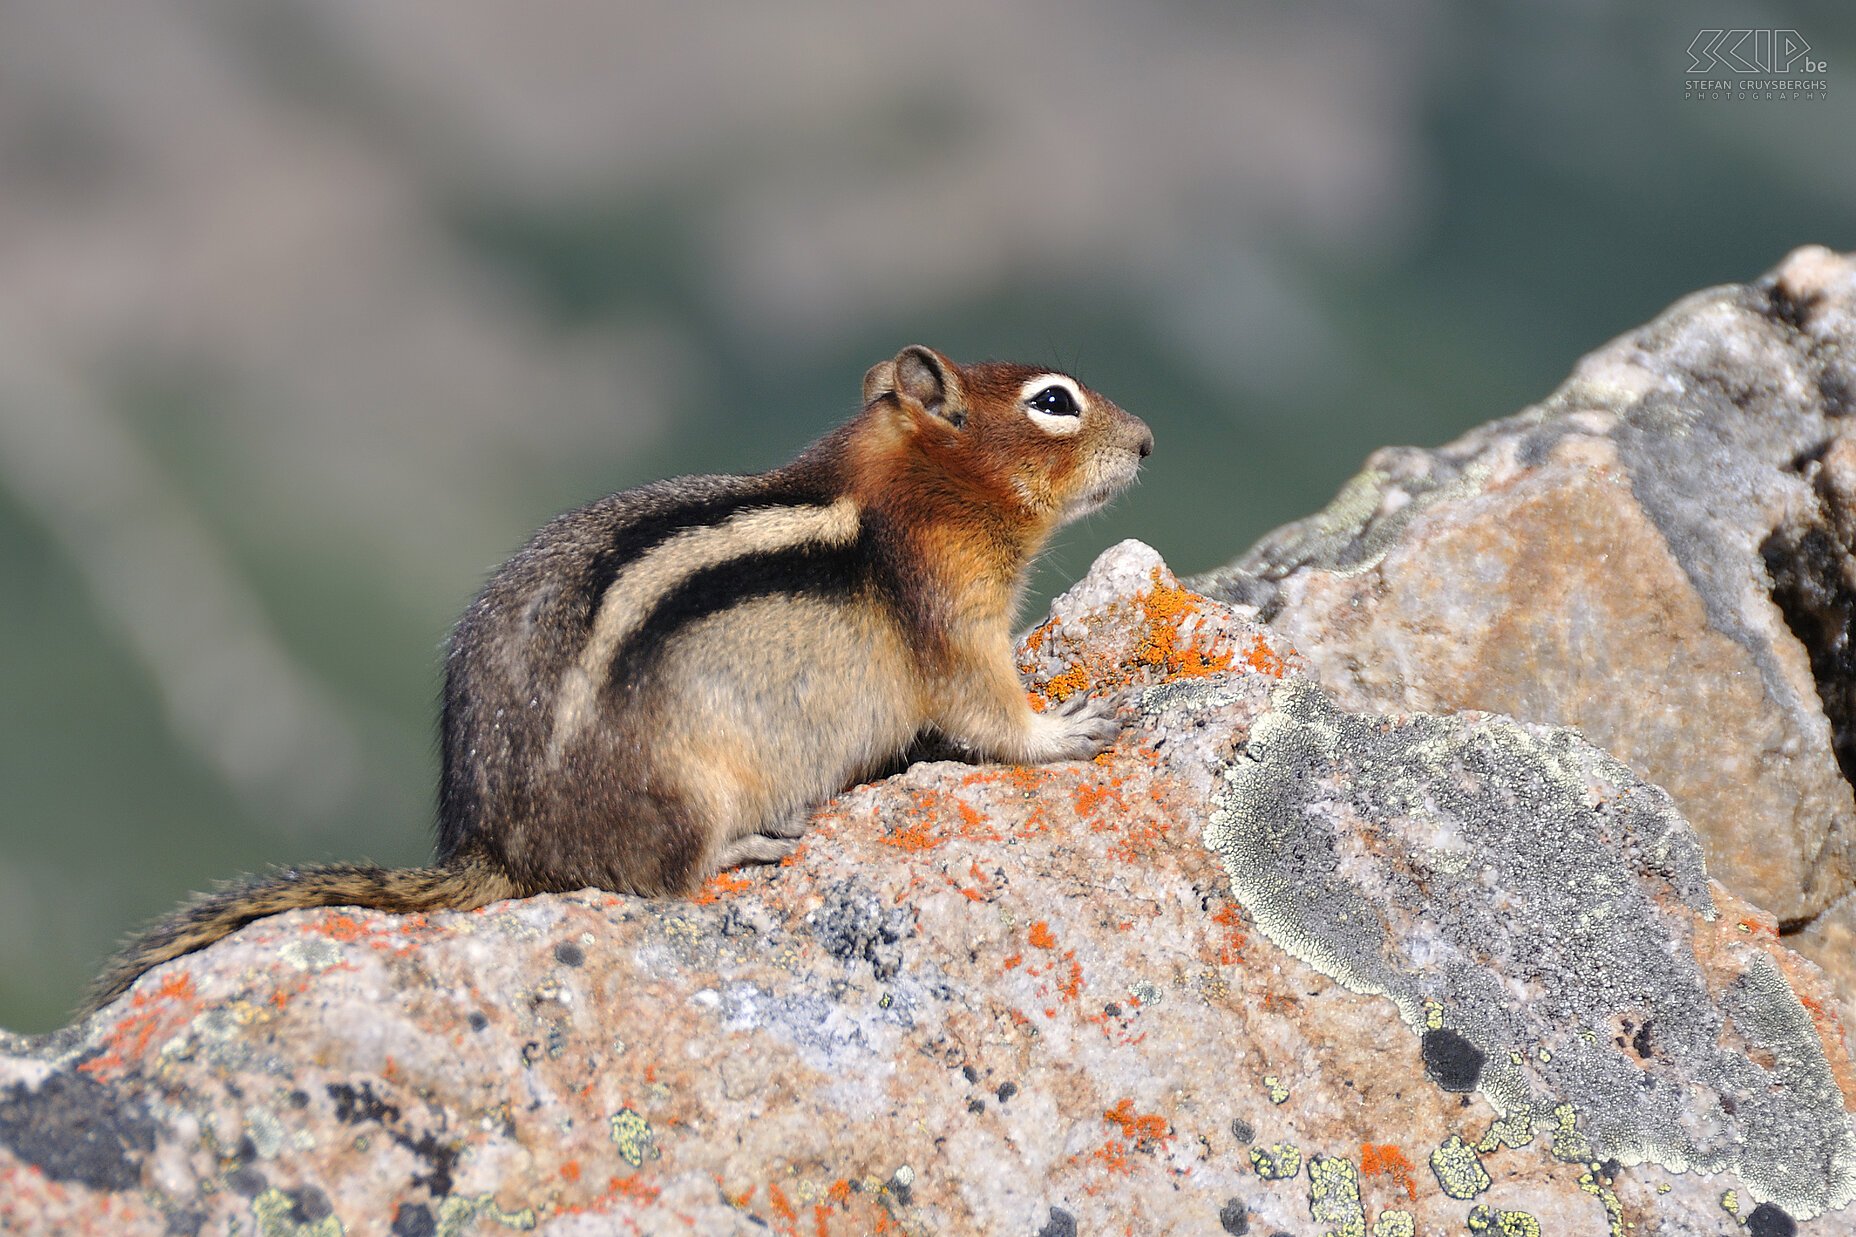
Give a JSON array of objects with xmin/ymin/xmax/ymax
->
[{"xmin": 82, "ymin": 850, "xmax": 518, "ymax": 1017}]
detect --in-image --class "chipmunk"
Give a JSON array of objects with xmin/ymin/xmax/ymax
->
[{"xmin": 84, "ymin": 346, "xmax": 1153, "ymax": 1013}]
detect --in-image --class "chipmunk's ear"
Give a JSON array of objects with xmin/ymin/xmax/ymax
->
[
  {"xmin": 861, "ymin": 359, "xmax": 896, "ymax": 407},
  {"xmin": 888, "ymin": 345, "xmax": 967, "ymax": 429}
]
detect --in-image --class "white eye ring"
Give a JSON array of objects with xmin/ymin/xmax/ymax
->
[{"xmin": 1020, "ymin": 374, "xmax": 1085, "ymax": 436}]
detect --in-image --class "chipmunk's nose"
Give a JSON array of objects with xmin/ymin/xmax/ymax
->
[{"xmin": 1136, "ymin": 427, "xmax": 1154, "ymax": 458}]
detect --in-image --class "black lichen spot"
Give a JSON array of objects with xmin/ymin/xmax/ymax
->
[
  {"xmin": 0, "ymin": 1071, "xmax": 157, "ymax": 1191},
  {"xmin": 225, "ymin": 1162, "xmax": 267, "ymax": 1197},
  {"xmin": 468, "ymin": 1011, "xmax": 489, "ymax": 1032},
  {"xmin": 1420, "ymin": 1028, "xmax": 1486, "ymax": 1092},
  {"xmin": 1103, "ymin": 1002, "xmax": 1123, "ymax": 1018},
  {"xmin": 1037, "ymin": 1207, "xmax": 1077, "ymax": 1237},
  {"xmin": 287, "ymin": 1089, "xmax": 310, "ymax": 1109},
  {"xmin": 997, "ymin": 1081, "xmax": 1018, "ymax": 1103},
  {"xmin": 553, "ymin": 941, "xmax": 585, "ymax": 967},
  {"xmin": 396, "ymin": 1128, "xmax": 460, "ymax": 1197},
  {"xmin": 287, "ymin": 1186, "xmax": 333, "ymax": 1225},
  {"xmin": 1631, "ymin": 1020, "xmax": 1653, "ymax": 1060},
  {"xmin": 326, "ymin": 1079, "xmax": 457, "ymax": 1197},
  {"xmin": 967, "ymin": 1099, "xmax": 985, "ymax": 1114},
  {"xmin": 811, "ymin": 882, "xmax": 911, "ymax": 980},
  {"xmin": 391, "ymin": 1203, "xmax": 437, "ymax": 1237},
  {"xmin": 1820, "ymin": 368, "xmax": 1854, "ymax": 418},
  {"xmin": 1746, "ymin": 1203, "xmax": 1797, "ymax": 1237},
  {"xmin": 1764, "ymin": 280, "xmax": 1823, "ymax": 332},
  {"xmin": 962, "ymin": 1065, "xmax": 979, "ymax": 1083},
  {"xmin": 1218, "ymin": 1198, "xmax": 1249, "ymax": 1234},
  {"xmin": 164, "ymin": 1208, "xmax": 206, "ymax": 1237},
  {"xmin": 1230, "ymin": 1117, "xmax": 1255, "ymax": 1144},
  {"xmin": 1762, "ymin": 522, "xmax": 1856, "ymax": 792},
  {"xmin": 328, "ymin": 1081, "xmax": 401, "ymax": 1126},
  {"xmin": 886, "ymin": 1172, "xmax": 913, "ymax": 1206}
]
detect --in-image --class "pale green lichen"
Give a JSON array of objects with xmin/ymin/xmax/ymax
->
[
  {"xmin": 1194, "ymin": 458, "xmax": 1494, "ymax": 597},
  {"xmin": 1251, "ymin": 1141, "xmax": 1303, "ymax": 1180},
  {"xmin": 1204, "ymin": 680, "xmax": 1856, "ymax": 1220},
  {"xmin": 252, "ymin": 1189, "xmax": 343, "ymax": 1237},
  {"xmin": 1429, "ymin": 1135, "xmax": 1491, "ymax": 1200},
  {"xmin": 1579, "ymin": 1167, "xmax": 1626, "ymax": 1237},
  {"xmin": 1547, "ymin": 1103, "xmax": 1590, "ymax": 1163},
  {"xmin": 1477, "ymin": 1102, "xmax": 1535, "ymax": 1152},
  {"xmin": 610, "ymin": 1106, "xmax": 660, "ymax": 1168},
  {"xmin": 1307, "ymin": 1154, "xmax": 1365, "ymax": 1237},
  {"xmin": 1370, "ymin": 1210, "xmax": 1414, "ymax": 1237},
  {"xmin": 436, "ymin": 1195, "xmax": 537, "ymax": 1235},
  {"xmin": 1263, "ymin": 1074, "xmax": 1290, "ymax": 1104},
  {"xmin": 1468, "ymin": 1205, "xmax": 1543, "ymax": 1237}
]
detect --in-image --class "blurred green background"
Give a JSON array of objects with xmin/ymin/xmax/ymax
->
[{"xmin": 2, "ymin": 1, "xmax": 1851, "ymax": 1031}]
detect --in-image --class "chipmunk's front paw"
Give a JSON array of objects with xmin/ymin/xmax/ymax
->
[{"xmin": 1033, "ymin": 692, "xmax": 1122, "ymax": 762}]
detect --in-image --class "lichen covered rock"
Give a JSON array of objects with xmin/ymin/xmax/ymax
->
[
  {"xmin": 2, "ymin": 544, "xmax": 1851, "ymax": 1235},
  {"xmin": 1198, "ymin": 245, "xmax": 1856, "ymax": 929},
  {"xmin": 1210, "ymin": 679, "xmax": 1856, "ymax": 1221}
]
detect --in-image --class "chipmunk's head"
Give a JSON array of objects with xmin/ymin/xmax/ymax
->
[{"xmin": 860, "ymin": 345, "xmax": 1153, "ymax": 530}]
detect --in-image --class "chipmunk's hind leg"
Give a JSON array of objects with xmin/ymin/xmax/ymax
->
[{"xmin": 713, "ymin": 834, "xmax": 800, "ymax": 869}]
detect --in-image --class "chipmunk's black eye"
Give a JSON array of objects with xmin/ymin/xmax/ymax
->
[{"xmin": 1028, "ymin": 385, "xmax": 1080, "ymax": 416}]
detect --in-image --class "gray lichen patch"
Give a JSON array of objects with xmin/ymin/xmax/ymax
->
[{"xmin": 1205, "ymin": 679, "xmax": 1856, "ymax": 1219}]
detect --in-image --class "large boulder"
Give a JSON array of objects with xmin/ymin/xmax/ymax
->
[
  {"xmin": 2, "ymin": 544, "xmax": 1852, "ymax": 1235},
  {"xmin": 1197, "ymin": 246, "xmax": 1856, "ymax": 968}
]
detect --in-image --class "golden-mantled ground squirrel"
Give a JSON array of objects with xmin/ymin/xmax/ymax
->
[{"xmin": 85, "ymin": 346, "xmax": 1152, "ymax": 1012}]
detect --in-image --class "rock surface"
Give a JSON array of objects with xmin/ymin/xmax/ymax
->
[
  {"xmin": 3, "ymin": 541, "xmax": 1854, "ymax": 1236},
  {"xmin": 1196, "ymin": 245, "xmax": 1856, "ymax": 941},
  {"xmin": 8, "ymin": 253, "xmax": 1856, "ymax": 1235}
]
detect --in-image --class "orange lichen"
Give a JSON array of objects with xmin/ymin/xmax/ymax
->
[
  {"xmin": 693, "ymin": 870, "xmax": 756, "ymax": 903},
  {"xmin": 1085, "ymin": 1139, "xmax": 1133, "ymax": 1176},
  {"xmin": 1057, "ymin": 956, "xmax": 1084, "ymax": 1002},
  {"xmin": 1135, "ymin": 569, "xmax": 1236, "ymax": 681},
  {"xmin": 1028, "ymin": 921, "xmax": 1057, "ymax": 950},
  {"xmin": 559, "ymin": 1161, "xmax": 582, "ymax": 1182},
  {"xmin": 1022, "ymin": 616, "xmax": 1058, "ymax": 656},
  {"xmin": 1210, "ymin": 901, "xmax": 1248, "ymax": 965},
  {"xmin": 1044, "ymin": 664, "xmax": 1091, "ymax": 701},
  {"xmin": 78, "ymin": 971, "xmax": 199, "ymax": 1082},
  {"xmin": 768, "ymin": 1181, "xmax": 797, "ymax": 1223},
  {"xmin": 312, "ymin": 914, "xmax": 370, "ymax": 943},
  {"xmin": 877, "ymin": 816, "xmax": 943, "ymax": 852},
  {"xmin": 1073, "ymin": 781, "xmax": 1125, "ymax": 818},
  {"xmin": 1242, "ymin": 634, "xmax": 1288, "ymax": 678},
  {"xmin": 1002, "ymin": 953, "xmax": 1023, "ymax": 970},
  {"xmin": 1103, "ymin": 1098, "xmax": 1170, "ymax": 1148},
  {"xmin": 610, "ymin": 1174, "xmax": 661, "ymax": 1204},
  {"xmin": 1360, "ymin": 1143, "xmax": 1418, "ymax": 1201}
]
